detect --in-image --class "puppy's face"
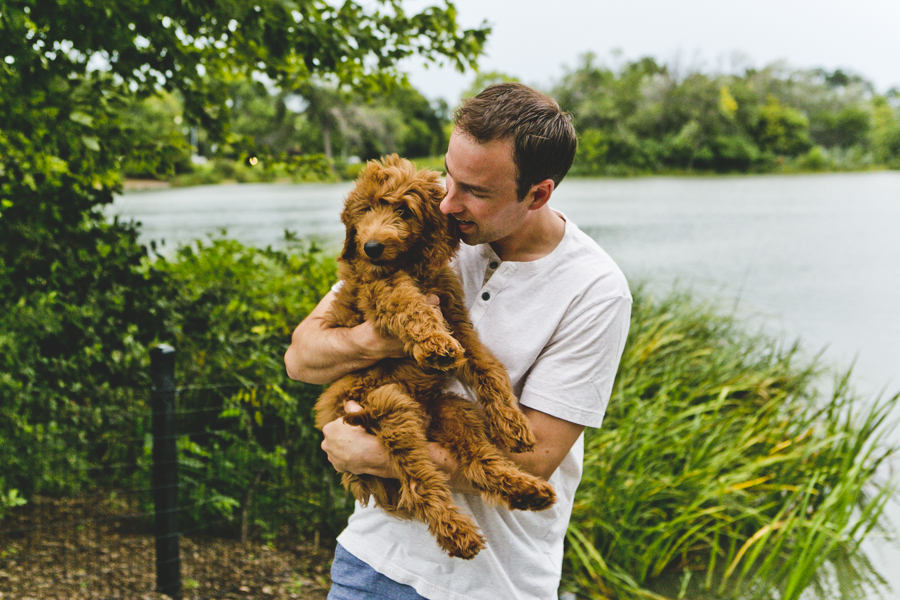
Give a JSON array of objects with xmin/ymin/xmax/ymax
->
[{"xmin": 340, "ymin": 155, "xmax": 457, "ymax": 268}]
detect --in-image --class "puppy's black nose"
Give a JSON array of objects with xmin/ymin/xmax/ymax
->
[{"xmin": 364, "ymin": 241, "xmax": 385, "ymax": 259}]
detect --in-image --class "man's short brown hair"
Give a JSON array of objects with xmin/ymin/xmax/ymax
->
[{"xmin": 454, "ymin": 82, "xmax": 577, "ymax": 199}]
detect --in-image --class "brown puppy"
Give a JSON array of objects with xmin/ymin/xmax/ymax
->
[{"xmin": 314, "ymin": 155, "xmax": 556, "ymax": 559}]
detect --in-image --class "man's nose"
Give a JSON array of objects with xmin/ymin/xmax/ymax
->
[{"xmin": 440, "ymin": 188, "xmax": 459, "ymax": 215}]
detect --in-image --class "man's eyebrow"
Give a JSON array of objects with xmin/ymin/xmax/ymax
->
[{"xmin": 444, "ymin": 158, "xmax": 492, "ymax": 194}]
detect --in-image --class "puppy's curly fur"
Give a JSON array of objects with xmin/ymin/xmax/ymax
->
[{"xmin": 314, "ymin": 155, "xmax": 556, "ymax": 559}]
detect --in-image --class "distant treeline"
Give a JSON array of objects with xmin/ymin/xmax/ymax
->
[
  {"xmin": 122, "ymin": 80, "xmax": 454, "ymax": 184},
  {"xmin": 554, "ymin": 54, "xmax": 900, "ymax": 175},
  {"xmin": 124, "ymin": 54, "xmax": 900, "ymax": 183}
]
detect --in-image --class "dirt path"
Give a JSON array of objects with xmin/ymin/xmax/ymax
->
[{"xmin": 0, "ymin": 498, "xmax": 332, "ymax": 599}]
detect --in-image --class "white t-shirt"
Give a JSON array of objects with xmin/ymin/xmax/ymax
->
[{"xmin": 336, "ymin": 214, "xmax": 632, "ymax": 600}]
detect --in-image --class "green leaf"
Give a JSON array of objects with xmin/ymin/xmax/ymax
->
[{"xmin": 69, "ymin": 111, "xmax": 94, "ymax": 126}]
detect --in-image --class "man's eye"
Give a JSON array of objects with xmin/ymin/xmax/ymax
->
[{"xmin": 460, "ymin": 186, "xmax": 481, "ymax": 199}]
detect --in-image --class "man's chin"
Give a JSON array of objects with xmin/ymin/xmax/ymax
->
[{"xmin": 459, "ymin": 231, "xmax": 482, "ymax": 246}]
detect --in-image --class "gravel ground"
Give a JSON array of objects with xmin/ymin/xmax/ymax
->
[{"xmin": 0, "ymin": 497, "xmax": 332, "ymax": 600}]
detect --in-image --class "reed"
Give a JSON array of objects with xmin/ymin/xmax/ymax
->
[{"xmin": 564, "ymin": 289, "xmax": 898, "ymax": 599}]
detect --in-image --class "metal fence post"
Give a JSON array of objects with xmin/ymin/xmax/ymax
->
[{"xmin": 151, "ymin": 344, "xmax": 181, "ymax": 600}]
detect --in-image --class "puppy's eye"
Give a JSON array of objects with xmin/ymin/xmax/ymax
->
[{"xmin": 397, "ymin": 205, "xmax": 413, "ymax": 219}]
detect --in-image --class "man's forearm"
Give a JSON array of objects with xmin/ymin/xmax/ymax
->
[
  {"xmin": 427, "ymin": 442, "xmax": 551, "ymax": 496},
  {"xmin": 285, "ymin": 290, "xmax": 407, "ymax": 385},
  {"xmin": 426, "ymin": 442, "xmax": 480, "ymax": 495},
  {"xmin": 285, "ymin": 322, "xmax": 378, "ymax": 384},
  {"xmin": 285, "ymin": 291, "xmax": 378, "ymax": 384}
]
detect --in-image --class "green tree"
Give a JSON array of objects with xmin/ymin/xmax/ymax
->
[
  {"xmin": 291, "ymin": 80, "xmax": 346, "ymax": 161},
  {"xmin": 812, "ymin": 104, "xmax": 872, "ymax": 149},
  {"xmin": 120, "ymin": 90, "xmax": 194, "ymax": 178},
  {"xmin": 0, "ymin": 0, "xmax": 487, "ymax": 500},
  {"xmin": 555, "ymin": 53, "xmax": 664, "ymax": 173},
  {"xmin": 338, "ymin": 83, "xmax": 448, "ymax": 160},
  {"xmin": 552, "ymin": 56, "xmax": 895, "ymax": 175},
  {"xmin": 753, "ymin": 95, "xmax": 813, "ymax": 157},
  {"xmin": 870, "ymin": 96, "xmax": 900, "ymax": 168},
  {"xmin": 1, "ymin": 0, "xmax": 489, "ymax": 287}
]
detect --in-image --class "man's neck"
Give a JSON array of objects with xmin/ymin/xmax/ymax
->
[{"xmin": 489, "ymin": 207, "xmax": 566, "ymax": 262}]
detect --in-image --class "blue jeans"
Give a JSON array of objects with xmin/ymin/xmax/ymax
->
[{"xmin": 328, "ymin": 543, "xmax": 428, "ymax": 600}]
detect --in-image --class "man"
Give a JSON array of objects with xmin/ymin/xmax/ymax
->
[{"xmin": 285, "ymin": 82, "xmax": 631, "ymax": 600}]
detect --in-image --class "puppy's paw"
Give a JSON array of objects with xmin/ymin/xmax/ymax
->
[
  {"xmin": 436, "ymin": 514, "xmax": 485, "ymax": 559},
  {"xmin": 507, "ymin": 479, "xmax": 556, "ymax": 512},
  {"xmin": 413, "ymin": 335, "xmax": 465, "ymax": 371}
]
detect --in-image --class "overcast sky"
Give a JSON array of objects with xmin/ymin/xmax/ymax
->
[{"xmin": 399, "ymin": 0, "xmax": 900, "ymax": 105}]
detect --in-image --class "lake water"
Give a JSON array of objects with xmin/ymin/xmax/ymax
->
[{"xmin": 111, "ymin": 171, "xmax": 900, "ymax": 595}]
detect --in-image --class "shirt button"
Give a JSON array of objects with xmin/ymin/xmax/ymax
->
[
  {"xmin": 481, "ymin": 292, "xmax": 491, "ymax": 301},
  {"xmin": 489, "ymin": 261, "xmax": 499, "ymax": 269}
]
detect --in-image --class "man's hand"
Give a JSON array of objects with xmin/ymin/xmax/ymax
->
[
  {"xmin": 321, "ymin": 401, "xmax": 397, "ymax": 478},
  {"xmin": 285, "ymin": 292, "xmax": 442, "ymax": 385},
  {"xmin": 349, "ymin": 320, "xmax": 407, "ymax": 360}
]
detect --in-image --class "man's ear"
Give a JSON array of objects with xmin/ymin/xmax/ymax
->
[{"xmin": 526, "ymin": 179, "xmax": 555, "ymax": 211}]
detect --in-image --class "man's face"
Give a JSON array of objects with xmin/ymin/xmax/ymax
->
[{"xmin": 441, "ymin": 129, "xmax": 532, "ymax": 247}]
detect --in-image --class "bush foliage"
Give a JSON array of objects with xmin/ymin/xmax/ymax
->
[
  {"xmin": 0, "ymin": 0, "xmax": 486, "ymax": 528},
  {"xmin": 0, "ymin": 235, "xmax": 350, "ymax": 536},
  {"xmin": 146, "ymin": 236, "xmax": 350, "ymax": 540}
]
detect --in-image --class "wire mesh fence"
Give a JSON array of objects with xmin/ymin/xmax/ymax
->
[{"xmin": 0, "ymin": 345, "xmax": 346, "ymax": 599}]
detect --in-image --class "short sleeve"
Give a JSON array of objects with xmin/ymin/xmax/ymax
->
[{"xmin": 518, "ymin": 294, "xmax": 631, "ymax": 428}]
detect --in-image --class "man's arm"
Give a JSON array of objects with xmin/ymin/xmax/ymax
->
[
  {"xmin": 284, "ymin": 291, "xmax": 406, "ymax": 385},
  {"xmin": 321, "ymin": 402, "xmax": 583, "ymax": 494}
]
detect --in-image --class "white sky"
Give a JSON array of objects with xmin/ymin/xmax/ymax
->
[{"xmin": 399, "ymin": 0, "xmax": 900, "ymax": 104}]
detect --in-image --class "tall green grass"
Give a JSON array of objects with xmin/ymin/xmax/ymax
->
[{"xmin": 564, "ymin": 290, "xmax": 898, "ymax": 599}]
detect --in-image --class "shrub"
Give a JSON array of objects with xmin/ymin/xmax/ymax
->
[{"xmin": 145, "ymin": 235, "xmax": 351, "ymax": 539}]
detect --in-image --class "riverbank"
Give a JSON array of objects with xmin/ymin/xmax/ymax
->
[{"xmin": 121, "ymin": 156, "xmax": 897, "ymax": 194}]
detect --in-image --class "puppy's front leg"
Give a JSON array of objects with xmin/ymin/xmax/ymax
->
[
  {"xmin": 436, "ymin": 278, "xmax": 537, "ymax": 453},
  {"xmin": 455, "ymin": 338, "xmax": 537, "ymax": 453},
  {"xmin": 365, "ymin": 276, "xmax": 464, "ymax": 370}
]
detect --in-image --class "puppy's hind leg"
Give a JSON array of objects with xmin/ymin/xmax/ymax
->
[
  {"xmin": 428, "ymin": 394, "xmax": 556, "ymax": 512},
  {"xmin": 344, "ymin": 384, "xmax": 485, "ymax": 559},
  {"xmin": 314, "ymin": 372, "xmax": 378, "ymax": 430}
]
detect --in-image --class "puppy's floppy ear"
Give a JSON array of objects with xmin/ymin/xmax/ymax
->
[
  {"xmin": 419, "ymin": 177, "xmax": 459, "ymax": 268},
  {"xmin": 340, "ymin": 227, "xmax": 357, "ymax": 261}
]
